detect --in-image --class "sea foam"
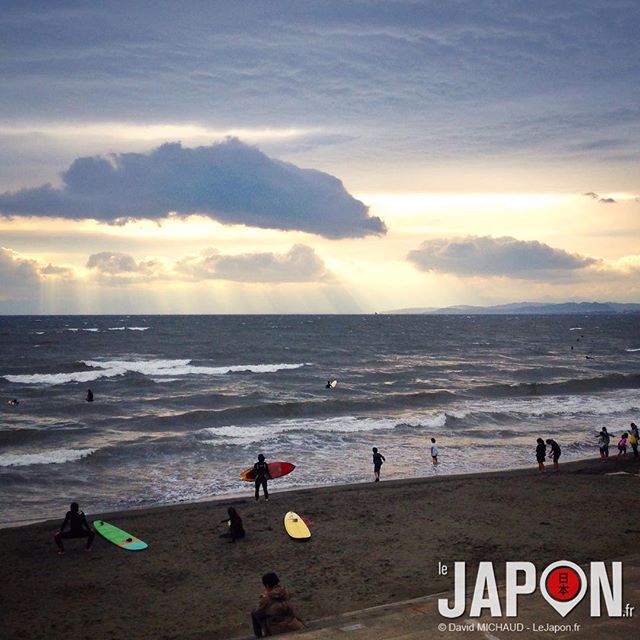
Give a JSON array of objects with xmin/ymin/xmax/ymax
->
[{"xmin": 0, "ymin": 448, "xmax": 96, "ymax": 467}]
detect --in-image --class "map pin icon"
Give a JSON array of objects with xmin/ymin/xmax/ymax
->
[{"xmin": 539, "ymin": 561, "xmax": 587, "ymax": 617}]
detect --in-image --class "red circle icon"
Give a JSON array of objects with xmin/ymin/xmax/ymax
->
[{"xmin": 545, "ymin": 566, "xmax": 582, "ymax": 602}]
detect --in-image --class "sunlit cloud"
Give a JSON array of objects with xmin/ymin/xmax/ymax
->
[{"xmin": 407, "ymin": 236, "xmax": 598, "ymax": 280}]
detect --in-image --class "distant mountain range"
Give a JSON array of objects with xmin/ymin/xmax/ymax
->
[{"xmin": 385, "ymin": 302, "xmax": 640, "ymax": 315}]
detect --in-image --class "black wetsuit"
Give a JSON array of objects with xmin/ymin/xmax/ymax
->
[
  {"xmin": 254, "ymin": 461, "xmax": 271, "ymax": 500},
  {"xmin": 548, "ymin": 440, "xmax": 561, "ymax": 463},
  {"xmin": 54, "ymin": 510, "xmax": 95, "ymax": 550},
  {"xmin": 536, "ymin": 443, "xmax": 546, "ymax": 464}
]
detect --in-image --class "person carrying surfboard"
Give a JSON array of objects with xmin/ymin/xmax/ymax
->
[
  {"xmin": 54, "ymin": 502, "xmax": 95, "ymax": 554},
  {"xmin": 254, "ymin": 454, "xmax": 272, "ymax": 501},
  {"xmin": 250, "ymin": 572, "xmax": 305, "ymax": 637}
]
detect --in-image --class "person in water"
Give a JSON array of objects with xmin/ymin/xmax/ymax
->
[
  {"xmin": 220, "ymin": 507, "xmax": 245, "ymax": 542},
  {"xmin": 54, "ymin": 502, "xmax": 95, "ymax": 554},
  {"xmin": 536, "ymin": 438, "xmax": 546, "ymax": 473},
  {"xmin": 372, "ymin": 447, "xmax": 385, "ymax": 482},
  {"xmin": 7, "ymin": 398, "xmax": 19, "ymax": 406},
  {"xmin": 251, "ymin": 572, "xmax": 305, "ymax": 637},
  {"xmin": 597, "ymin": 427, "xmax": 615, "ymax": 460},
  {"xmin": 545, "ymin": 438, "xmax": 561, "ymax": 472},
  {"xmin": 86, "ymin": 389, "xmax": 94, "ymax": 402},
  {"xmin": 430, "ymin": 437, "xmax": 439, "ymax": 465},
  {"xmin": 254, "ymin": 454, "xmax": 271, "ymax": 501}
]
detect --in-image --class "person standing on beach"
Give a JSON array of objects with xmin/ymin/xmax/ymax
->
[
  {"xmin": 430, "ymin": 438, "xmax": 439, "ymax": 465},
  {"xmin": 536, "ymin": 438, "xmax": 546, "ymax": 473},
  {"xmin": 629, "ymin": 423, "xmax": 639, "ymax": 458},
  {"xmin": 372, "ymin": 447, "xmax": 385, "ymax": 482},
  {"xmin": 253, "ymin": 454, "xmax": 271, "ymax": 501},
  {"xmin": 545, "ymin": 439, "xmax": 561, "ymax": 472},
  {"xmin": 54, "ymin": 502, "xmax": 95, "ymax": 554},
  {"xmin": 597, "ymin": 428, "xmax": 615, "ymax": 460}
]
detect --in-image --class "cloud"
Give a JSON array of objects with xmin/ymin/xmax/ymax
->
[
  {"xmin": 582, "ymin": 192, "xmax": 617, "ymax": 204},
  {"xmin": 85, "ymin": 251, "xmax": 165, "ymax": 285},
  {"xmin": 0, "ymin": 139, "xmax": 386, "ymax": 239},
  {"xmin": 0, "ymin": 247, "xmax": 41, "ymax": 292},
  {"xmin": 407, "ymin": 236, "xmax": 598, "ymax": 280},
  {"xmin": 87, "ymin": 244, "xmax": 332, "ymax": 284},
  {"xmin": 176, "ymin": 244, "xmax": 332, "ymax": 283}
]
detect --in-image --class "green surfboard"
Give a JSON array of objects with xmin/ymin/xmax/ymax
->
[{"xmin": 93, "ymin": 520, "xmax": 148, "ymax": 551}]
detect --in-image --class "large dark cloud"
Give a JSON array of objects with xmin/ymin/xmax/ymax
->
[
  {"xmin": 407, "ymin": 236, "xmax": 597, "ymax": 280},
  {"xmin": 0, "ymin": 139, "xmax": 386, "ymax": 239}
]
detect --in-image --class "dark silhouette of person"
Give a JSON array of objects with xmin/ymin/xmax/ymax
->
[
  {"xmin": 536, "ymin": 438, "xmax": 546, "ymax": 473},
  {"xmin": 254, "ymin": 454, "xmax": 271, "ymax": 501},
  {"xmin": 220, "ymin": 507, "xmax": 245, "ymax": 542},
  {"xmin": 251, "ymin": 572, "xmax": 305, "ymax": 637},
  {"xmin": 54, "ymin": 502, "xmax": 95, "ymax": 554},
  {"xmin": 86, "ymin": 389, "xmax": 94, "ymax": 402},
  {"xmin": 546, "ymin": 438, "xmax": 561, "ymax": 472},
  {"xmin": 372, "ymin": 447, "xmax": 386, "ymax": 481}
]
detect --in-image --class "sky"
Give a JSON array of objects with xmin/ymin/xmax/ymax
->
[{"xmin": 1, "ymin": 0, "xmax": 639, "ymax": 313}]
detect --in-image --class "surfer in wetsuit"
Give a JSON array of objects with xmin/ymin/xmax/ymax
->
[
  {"xmin": 254, "ymin": 454, "xmax": 272, "ymax": 501},
  {"xmin": 54, "ymin": 502, "xmax": 95, "ymax": 554},
  {"xmin": 86, "ymin": 389, "xmax": 94, "ymax": 402},
  {"xmin": 372, "ymin": 447, "xmax": 385, "ymax": 482}
]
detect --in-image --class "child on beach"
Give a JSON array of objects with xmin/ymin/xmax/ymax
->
[
  {"xmin": 54, "ymin": 502, "xmax": 95, "ymax": 554},
  {"xmin": 251, "ymin": 572, "xmax": 305, "ymax": 637},
  {"xmin": 253, "ymin": 454, "xmax": 271, "ymax": 501},
  {"xmin": 617, "ymin": 433, "xmax": 628, "ymax": 456},
  {"xmin": 430, "ymin": 438, "xmax": 439, "ymax": 465},
  {"xmin": 545, "ymin": 438, "xmax": 561, "ymax": 472},
  {"xmin": 372, "ymin": 447, "xmax": 385, "ymax": 482},
  {"xmin": 220, "ymin": 507, "xmax": 245, "ymax": 542},
  {"xmin": 536, "ymin": 438, "xmax": 546, "ymax": 473}
]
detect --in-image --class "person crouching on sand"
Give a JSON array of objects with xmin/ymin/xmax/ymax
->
[
  {"xmin": 546, "ymin": 438, "xmax": 561, "ymax": 472},
  {"xmin": 54, "ymin": 502, "xmax": 95, "ymax": 554},
  {"xmin": 430, "ymin": 438, "xmax": 439, "ymax": 465},
  {"xmin": 220, "ymin": 507, "xmax": 245, "ymax": 543},
  {"xmin": 251, "ymin": 572, "xmax": 305, "ymax": 637},
  {"xmin": 536, "ymin": 438, "xmax": 546, "ymax": 473},
  {"xmin": 372, "ymin": 447, "xmax": 385, "ymax": 481}
]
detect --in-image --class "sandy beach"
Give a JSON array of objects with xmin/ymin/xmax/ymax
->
[{"xmin": 2, "ymin": 456, "xmax": 639, "ymax": 640}]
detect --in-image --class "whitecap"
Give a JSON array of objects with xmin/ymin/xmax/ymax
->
[
  {"xmin": 0, "ymin": 448, "xmax": 96, "ymax": 467},
  {"xmin": 626, "ymin": 348, "xmax": 640, "ymax": 352},
  {"xmin": 82, "ymin": 328, "xmax": 100, "ymax": 332},
  {"xmin": 127, "ymin": 327, "xmax": 150, "ymax": 331},
  {"xmin": 108, "ymin": 327, "xmax": 126, "ymax": 331},
  {"xmin": 569, "ymin": 327, "xmax": 583, "ymax": 331}
]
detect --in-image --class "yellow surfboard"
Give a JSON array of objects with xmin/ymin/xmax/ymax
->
[{"xmin": 284, "ymin": 511, "xmax": 311, "ymax": 540}]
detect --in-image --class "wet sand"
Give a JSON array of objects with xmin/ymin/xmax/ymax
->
[{"xmin": 2, "ymin": 456, "xmax": 639, "ymax": 640}]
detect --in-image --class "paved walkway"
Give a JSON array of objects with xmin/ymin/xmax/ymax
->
[{"xmin": 236, "ymin": 556, "xmax": 639, "ymax": 640}]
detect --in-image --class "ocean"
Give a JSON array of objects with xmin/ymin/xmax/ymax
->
[{"xmin": 1, "ymin": 314, "xmax": 638, "ymax": 527}]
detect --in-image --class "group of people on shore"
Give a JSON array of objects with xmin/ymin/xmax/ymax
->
[{"xmin": 597, "ymin": 423, "xmax": 639, "ymax": 459}]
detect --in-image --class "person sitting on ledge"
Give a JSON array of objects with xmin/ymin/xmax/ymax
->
[{"xmin": 251, "ymin": 572, "xmax": 305, "ymax": 637}]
